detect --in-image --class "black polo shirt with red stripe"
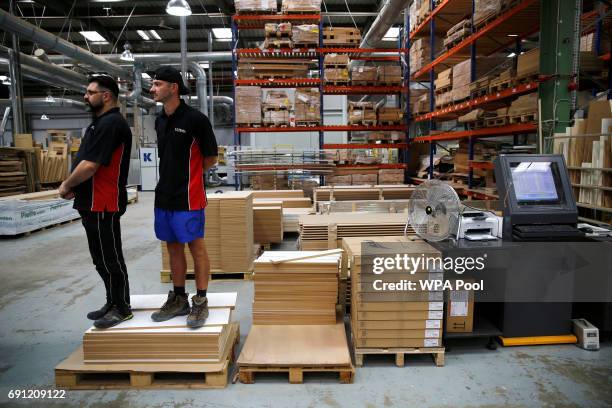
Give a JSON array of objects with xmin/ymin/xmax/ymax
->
[
  {"xmin": 154, "ymin": 100, "xmax": 218, "ymax": 211},
  {"xmin": 72, "ymin": 107, "xmax": 132, "ymax": 212}
]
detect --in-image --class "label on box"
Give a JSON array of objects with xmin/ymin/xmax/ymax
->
[
  {"xmin": 428, "ymin": 310, "xmax": 443, "ymax": 319},
  {"xmin": 450, "ymin": 301, "xmax": 468, "ymax": 317},
  {"xmin": 424, "ymin": 338, "xmax": 439, "ymax": 347},
  {"xmin": 425, "ymin": 330, "xmax": 440, "ymax": 338},
  {"xmin": 429, "ymin": 302, "xmax": 443, "ymax": 310},
  {"xmin": 426, "ymin": 319, "xmax": 442, "ymax": 329},
  {"xmin": 297, "ymin": 94, "xmax": 309, "ymax": 103}
]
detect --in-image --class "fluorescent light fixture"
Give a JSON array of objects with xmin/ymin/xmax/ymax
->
[
  {"xmin": 507, "ymin": 52, "xmax": 516, "ymax": 58},
  {"xmin": 383, "ymin": 27, "xmax": 400, "ymax": 41},
  {"xmin": 45, "ymin": 94, "xmax": 56, "ymax": 103},
  {"xmin": 148, "ymin": 30, "xmax": 162, "ymax": 40},
  {"xmin": 41, "ymin": 114, "xmax": 50, "ymax": 120},
  {"xmin": 142, "ymin": 72, "xmax": 151, "ymax": 79},
  {"xmin": 212, "ymin": 28, "xmax": 232, "ymax": 41},
  {"xmin": 79, "ymin": 31, "xmax": 107, "ymax": 43},
  {"xmin": 166, "ymin": 0, "xmax": 192, "ymax": 16},
  {"xmin": 136, "ymin": 30, "xmax": 150, "ymax": 41},
  {"xmin": 507, "ymin": 34, "xmax": 519, "ymax": 37}
]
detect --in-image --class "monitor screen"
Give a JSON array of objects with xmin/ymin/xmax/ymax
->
[{"xmin": 510, "ymin": 161, "xmax": 562, "ymax": 204}]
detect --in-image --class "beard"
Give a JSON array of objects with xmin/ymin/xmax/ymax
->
[{"xmin": 86, "ymin": 100, "xmax": 104, "ymax": 116}]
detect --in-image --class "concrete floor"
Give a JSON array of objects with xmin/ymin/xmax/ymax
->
[{"xmin": 0, "ymin": 191, "xmax": 611, "ymax": 408}]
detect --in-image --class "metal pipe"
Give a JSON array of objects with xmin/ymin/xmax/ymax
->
[
  {"xmin": 125, "ymin": 65, "xmax": 142, "ymax": 101},
  {"xmin": 360, "ymin": 0, "xmax": 409, "ymax": 48},
  {"xmin": 208, "ymin": 30, "xmax": 214, "ymax": 128},
  {"xmin": 48, "ymin": 51, "xmax": 233, "ymax": 65},
  {"xmin": 8, "ymin": 1, "xmax": 25, "ymax": 134},
  {"xmin": 0, "ymin": 106, "xmax": 10, "ymax": 146},
  {"xmin": 0, "ymin": 98, "xmax": 88, "ymax": 109},
  {"xmin": 0, "ymin": 7, "xmax": 130, "ymax": 78},
  {"xmin": 189, "ymin": 61, "xmax": 208, "ymax": 114},
  {"xmin": 0, "ymin": 57, "xmax": 86, "ymax": 92},
  {"xmin": 180, "ymin": 16, "xmax": 188, "ymax": 85}
]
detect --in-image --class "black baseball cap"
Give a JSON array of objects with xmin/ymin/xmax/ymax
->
[
  {"xmin": 87, "ymin": 73, "xmax": 119, "ymax": 98},
  {"xmin": 153, "ymin": 66, "xmax": 190, "ymax": 95}
]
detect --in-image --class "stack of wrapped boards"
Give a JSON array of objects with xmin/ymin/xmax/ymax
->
[{"xmin": 252, "ymin": 251, "xmax": 340, "ymax": 325}]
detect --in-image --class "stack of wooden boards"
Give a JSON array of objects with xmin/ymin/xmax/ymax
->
[
  {"xmin": 160, "ymin": 192, "xmax": 254, "ymax": 280},
  {"xmin": 323, "ymin": 26, "xmax": 361, "ymax": 47},
  {"xmin": 238, "ymin": 58, "xmax": 309, "ymax": 80},
  {"xmin": 252, "ymin": 251, "xmax": 339, "ymax": 324},
  {"xmin": 298, "ymin": 212, "xmax": 416, "ymax": 250},
  {"xmin": 253, "ymin": 203, "xmax": 283, "ymax": 245},
  {"xmin": 342, "ymin": 237, "xmax": 445, "ymax": 367},
  {"xmin": 0, "ymin": 147, "xmax": 38, "ymax": 196},
  {"xmin": 318, "ymin": 199, "xmax": 411, "ymax": 214},
  {"xmin": 55, "ymin": 293, "xmax": 239, "ymax": 389},
  {"xmin": 238, "ymin": 250, "xmax": 354, "ymax": 384},
  {"xmin": 313, "ymin": 185, "xmax": 414, "ymax": 205},
  {"xmin": 252, "ymin": 189, "xmax": 312, "ymax": 238}
]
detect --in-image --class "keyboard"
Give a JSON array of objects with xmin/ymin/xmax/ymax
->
[{"xmin": 513, "ymin": 224, "xmax": 584, "ymax": 239}]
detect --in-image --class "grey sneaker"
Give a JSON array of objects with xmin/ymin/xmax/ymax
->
[
  {"xmin": 94, "ymin": 306, "xmax": 133, "ymax": 329},
  {"xmin": 87, "ymin": 302, "xmax": 112, "ymax": 320},
  {"xmin": 187, "ymin": 295, "xmax": 209, "ymax": 328},
  {"xmin": 151, "ymin": 291, "xmax": 190, "ymax": 322}
]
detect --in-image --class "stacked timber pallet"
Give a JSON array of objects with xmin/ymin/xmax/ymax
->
[
  {"xmin": 56, "ymin": 293, "xmax": 239, "ymax": 389},
  {"xmin": 444, "ymin": 18, "xmax": 471, "ymax": 49},
  {"xmin": 262, "ymin": 90, "xmax": 291, "ymax": 127},
  {"xmin": 283, "ymin": 208, "xmax": 312, "ymax": 232},
  {"xmin": 313, "ymin": 185, "xmax": 414, "ymax": 204},
  {"xmin": 263, "ymin": 23, "xmax": 293, "ymax": 49},
  {"xmin": 0, "ymin": 148, "xmax": 29, "ymax": 196},
  {"xmin": 281, "ymin": 0, "xmax": 321, "ymax": 13},
  {"xmin": 236, "ymin": 86, "xmax": 262, "ymax": 127},
  {"xmin": 160, "ymin": 192, "xmax": 254, "ymax": 281},
  {"xmin": 238, "ymin": 249, "xmax": 354, "ymax": 384},
  {"xmin": 348, "ymin": 101, "xmax": 376, "ymax": 126},
  {"xmin": 250, "ymin": 173, "xmax": 288, "ymax": 189},
  {"xmin": 409, "ymin": 38, "xmax": 440, "ymax": 73},
  {"xmin": 294, "ymin": 87, "xmax": 321, "ymax": 126},
  {"xmin": 298, "ymin": 212, "xmax": 416, "ymax": 250},
  {"xmin": 323, "ymin": 27, "xmax": 361, "ymax": 47},
  {"xmin": 252, "ymin": 251, "xmax": 339, "ymax": 324},
  {"xmin": 351, "ymin": 66, "xmax": 377, "ymax": 86},
  {"xmin": 291, "ymin": 24, "xmax": 319, "ymax": 47},
  {"xmin": 318, "ymin": 199, "xmax": 410, "ymax": 214},
  {"xmin": 343, "ymin": 237, "xmax": 445, "ymax": 367},
  {"xmin": 324, "ymin": 54, "xmax": 350, "ymax": 84},
  {"xmin": 377, "ymin": 65, "xmax": 402, "ymax": 86},
  {"xmin": 376, "ymin": 107, "xmax": 404, "ymax": 126},
  {"xmin": 507, "ymin": 93, "xmax": 538, "ymax": 124},
  {"xmin": 238, "ymin": 58, "xmax": 309, "ymax": 80}
]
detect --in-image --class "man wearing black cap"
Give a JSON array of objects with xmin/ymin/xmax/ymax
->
[
  {"xmin": 59, "ymin": 74, "xmax": 133, "ymax": 329},
  {"xmin": 149, "ymin": 66, "xmax": 218, "ymax": 329}
]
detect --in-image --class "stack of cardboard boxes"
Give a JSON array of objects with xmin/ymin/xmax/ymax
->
[
  {"xmin": 294, "ymin": 88, "xmax": 321, "ymax": 125},
  {"xmin": 236, "ymin": 86, "xmax": 262, "ymax": 126}
]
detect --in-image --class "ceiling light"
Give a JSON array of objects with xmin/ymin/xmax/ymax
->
[
  {"xmin": 79, "ymin": 31, "xmax": 108, "ymax": 43},
  {"xmin": 45, "ymin": 93, "xmax": 55, "ymax": 103},
  {"xmin": 148, "ymin": 30, "xmax": 162, "ymax": 40},
  {"xmin": 507, "ymin": 52, "xmax": 516, "ymax": 58},
  {"xmin": 507, "ymin": 34, "xmax": 519, "ymax": 37},
  {"xmin": 120, "ymin": 42, "xmax": 134, "ymax": 62},
  {"xmin": 166, "ymin": 0, "xmax": 192, "ymax": 16},
  {"xmin": 212, "ymin": 28, "xmax": 232, "ymax": 40},
  {"xmin": 40, "ymin": 114, "xmax": 50, "ymax": 120},
  {"xmin": 136, "ymin": 30, "xmax": 150, "ymax": 41},
  {"xmin": 383, "ymin": 27, "xmax": 400, "ymax": 41}
]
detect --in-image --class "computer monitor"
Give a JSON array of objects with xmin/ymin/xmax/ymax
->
[{"xmin": 494, "ymin": 154, "xmax": 578, "ymax": 238}]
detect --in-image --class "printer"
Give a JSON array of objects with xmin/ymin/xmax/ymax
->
[{"xmin": 457, "ymin": 210, "xmax": 502, "ymax": 241}]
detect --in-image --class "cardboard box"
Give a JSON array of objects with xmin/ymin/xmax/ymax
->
[
  {"xmin": 281, "ymin": 0, "xmax": 321, "ymax": 13},
  {"xmin": 517, "ymin": 48, "xmax": 539, "ymax": 78},
  {"xmin": 323, "ymin": 27, "xmax": 361, "ymax": 46},
  {"xmin": 377, "ymin": 65, "xmax": 402, "ymax": 85},
  {"xmin": 351, "ymin": 66, "xmax": 377, "ymax": 84},
  {"xmin": 446, "ymin": 281, "xmax": 475, "ymax": 333},
  {"xmin": 294, "ymin": 88, "xmax": 320, "ymax": 123},
  {"xmin": 235, "ymin": 86, "xmax": 262, "ymax": 125},
  {"xmin": 474, "ymin": 0, "xmax": 502, "ymax": 27},
  {"xmin": 14, "ymin": 134, "xmax": 33, "ymax": 148},
  {"xmin": 324, "ymin": 53, "xmax": 350, "ymax": 66},
  {"xmin": 235, "ymin": 0, "xmax": 276, "ymax": 12},
  {"xmin": 292, "ymin": 24, "xmax": 319, "ymax": 45},
  {"xmin": 324, "ymin": 67, "xmax": 349, "ymax": 83}
]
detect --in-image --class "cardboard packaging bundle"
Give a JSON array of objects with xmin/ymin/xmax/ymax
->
[
  {"xmin": 263, "ymin": 90, "xmax": 292, "ymax": 110},
  {"xmin": 252, "ymin": 251, "xmax": 339, "ymax": 325},
  {"xmin": 235, "ymin": 0, "xmax": 277, "ymax": 13},
  {"xmin": 263, "ymin": 23, "xmax": 293, "ymax": 48},
  {"xmin": 377, "ymin": 65, "xmax": 402, "ymax": 85},
  {"xmin": 236, "ymin": 86, "xmax": 262, "ymax": 125},
  {"xmin": 344, "ymin": 238, "xmax": 444, "ymax": 349},
  {"xmin": 324, "ymin": 53, "xmax": 350, "ymax": 66},
  {"xmin": 435, "ymin": 67, "xmax": 452, "ymax": 91},
  {"xmin": 294, "ymin": 88, "xmax": 321, "ymax": 124},
  {"xmin": 516, "ymin": 48, "xmax": 539, "ymax": 78},
  {"xmin": 409, "ymin": 38, "xmax": 442, "ymax": 73},
  {"xmin": 474, "ymin": 0, "xmax": 502, "ymax": 27},
  {"xmin": 324, "ymin": 67, "xmax": 349, "ymax": 83},
  {"xmin": 263, "ymin": 110, "xmax": 290, "ymax": 127},
  {"xmin": 348, "ymin": 101, "xmax": 376, "ymax": 125},
  {"xmin": 444, "ymin": 18, "xmax": 471, "ymax": 48},
  {"xmin": 326, "ymin": 175, "xmax": 352, "ymax": 186},
  {"xmin": 323, "ymin": 27, "xmax": 361, "ymax": 47},
  {"xmin": 376, "ymin": 107, "xmax": 403, "ymax": 124},
  {"xmin": 281, "ymin": 0, "xmax": 321, "ymax": 13},
  {"xmin": 414, "ymin": 93, "xmax": 430, "ymax": 114},
  {"xmin": 238, "ymin": 59, "xmax": 309, "ymax": 80},
  {"xmin": 378, "ymin": 169, "xmax": 405, "ymax": 184},
  {"xmin": 250, "ymin": 174, "xmax": 289, "ymax": 190},
  {"xmin": 351, "ymin": 66, "xmax": 377, "ymax": 84},
  {"xmin": 292, "ymin": 24, "xmax": 319, "ymax": 46},
  {"xmin": 507, "ymin": 93, "xmax": 538, "ymax": 117},
  {"xmin": 351, "ymin": 173, "xmax": 378, "ymax": 185}
]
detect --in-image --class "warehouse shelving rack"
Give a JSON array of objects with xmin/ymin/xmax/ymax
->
[
  {"xmin": 407, "ymin": 0, "xmax": 543, "ymax": 193},
  {"xmin": 231, "ymin": 12, "xmax": 411, "ymax": 188}
]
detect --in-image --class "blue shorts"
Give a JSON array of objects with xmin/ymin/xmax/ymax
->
[{"xmin": 154, "ymin": 208, "xmax": 205, "ymax": 243}]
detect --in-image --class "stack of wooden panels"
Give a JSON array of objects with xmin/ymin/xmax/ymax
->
[
  {"xmin": 283, "ymin": 207, "xmax": 312, "ymax": 232},
  {"xmin": 0, "ymin": 148, "xmax": 38, "ymax": 196},
  {"xmin": 313, "ymin": 185, "xmax": 414, "ymax": 203},
  {"xmin": 82, "ymin": 292, "xmax": 237, "ymax": 364},
  {"xmin": 238, "ymin": 59, "xmax": 309, "ymax": 79},
  {"xmin": 298, "ymin": 213, "xmax": 416, "ymax": 250},
  {"xmin": 318, "ymin": 199, "xmax": 410, "ymax": 214},
  {"xmin": 251, "ymin": 190, "xmax": 305, "ymax": 199},
  {"xmin": 254, "ymin": 206, "xmax": 283, "ymax": 244},
  {"xmin": 252, "ymin": 251, "xmax": 340, "ymax": 325},
  {"xmin": 344, "ymin": 238, "xmax": 445, "ymax": 365},
  {"xmin": 254, "ymin": 197, "xmax": 311, "ymax": 208},
  {"xmin": 160, "ymin": 192, "xmax": 254, "ymax": 276}
]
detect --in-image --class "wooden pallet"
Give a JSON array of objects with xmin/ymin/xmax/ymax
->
[
  {"xmin": 467, "ymin": 120, "xmax": 486, "ymax": 130},
  {"xmin": 262, "ymin": 106, "xmax": 290, "ymax": 111},
  {"xmin": 238, "ymin": 365, "xmax": 354, "ymax": 384},
  {"xmin": 485, "ymin": 116, "xmax": 508, "ymax": 127},
  {"xmin": 262, "ymin": 122, "xmax": 290, "ymax": 128},
  {"xmin": 324, "ymin": 63, "xmax": 348, "ymax": 69},
  {"xmin": 348, "ymin": 120, "xmax": 376, "ymax": 126},
  {"xmin": 325, "ymin": 80, "xmax": 350, "ymax": 85},
  {"xmin": 434, "ymin": 84, "xmax": 453, "ymax": 94},
  {"xmin": 470, "ymin": 87, "xmax": 489, "ymax": 99},
  {"xmin": 351, "ymin": 80, "xmax": 377, "ymax": 86},
  {"xmin": 55, "ymin": 324, "xmax": 240, "ymax": 390},
  {"xmin": 160, "ymin": 270, "xmax": 254, "ymax": 283},
  {"xmin": 2, "ymin": 218, "xmax": 80, "ymax": 239},
  {"xmin": 236, "ymin": 9, "xmax": 276, "ymax": 15},
  {"xmin": 354, "ymin": 347, "xmax": 445, "ymax": 367},
  {"xmin": 377, "ymin": 120, "xmax": 404, "ymax": 126},
  {"xmin": 236, "ymin": 122, "xmax": 262, "ymax": 128},
  {"xmin": 514, "ymin": 73, "xmax": 539, "ymax": 84},
  {"xmin": 284, "ymin": 9, "xmax": 321, "ymax": 14},
  {"xmin": 377, "ymin": 80, "xmax": 403, "ymax": 86},
  {"xmin": 508, "ymin": 112, "xmax": 537, "ymax": 124},
  {"xmin": 293, "ymin": 43, "xmax": 318, "ymax": 49},
  {"xmin": 488, "ymin": 78, "xmax": 514, "ymax": 94},
  {"xmin": 323, "ymin": 40, "xmax": 360, "ymax": 47}
]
